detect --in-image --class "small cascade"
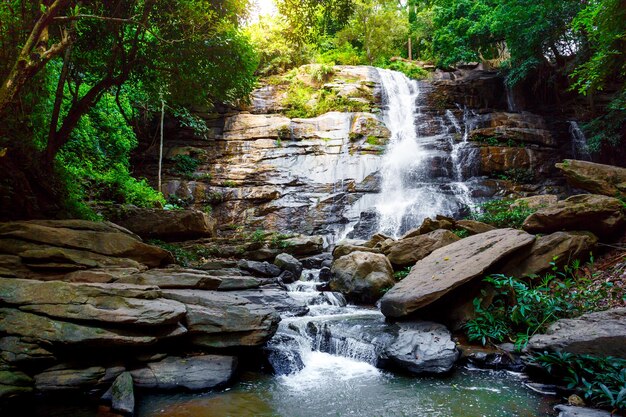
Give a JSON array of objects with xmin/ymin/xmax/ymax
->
[
  {"xmin": 505, "ymin": 83, "xmax": 518, "ymax": 112},
  {"xmin": 373, "ymin": 69, "xmax": 480, "ymax": 237},
  {"xmin": 569, "ymin": 121, "xmax": 592, "ymax": 161}
]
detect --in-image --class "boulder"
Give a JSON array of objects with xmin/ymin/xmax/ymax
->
[
  {"xmin": 300, "ymin": 253, "xmax": 333, "ymax": 269},
  {"xmin": 453, "ymin": 220, "xmax": 496, "ymax": 235},
  {"xmin": 104, "ymin": 207, "xmax": 216, "ymax": 241},
  {"xmin": 273, "ymin": 253, "xmax": 303, "ymax": 280},
  {"xmin": 385, "ymin": 229, "xmax": 461, "ymax": 267},
  {"xmin": 556, "ymin": 160, "xmax": 626, "ymax": 199},
  {"xmin": 512, "ymin": 194, "xmax": 558, "ymax": 209},
  {"xmin": 332, "ymin": 240, "xmax": 380, "ymax": 259},
  {"xmin": 0, "ymin": 221, "xmax": 173, "ymax": 268},
  {"xmin": 330, "ymin": 251, "xmax": 395, "ymax": 303},
  {"xmin": 0, "ymin": 279, "xmax": 186, "ymax": 326},
  {"xmin": 528, "ymin": 308, "xmax": 626, "ymax": 358},
  {"xmin": 130, "ymin": 355, "xmax": 236, "ymax": 390},
  {"xmin": 103, "ymin": 372, "xmax": 134, "ymax": 415},
  {"xmin": 500, "ymin": 231, "xmax": 597, "ymax": 278},
  {"xmin": 281, "ymin": 235, "xmax": 324, "ymax": 256},
  {"xmin": 554, "ymin": 405, "xmax": 612, "ymax": 417},
  {"xmin": 380, "ymin": 228, "xmax": 535, "ymax": 318},
  {"xmin": 402, "ymin": 217, "xmax": 456, "ymax": 239},
  {"xmin": 237, "ymin": 259, "xmax": 282, "ymax": 277},
  {"xmin": 522, "ymin": 194, "xmax": 625, "ymax": 239},
  {"xmin": 161, "ymin": 289, "xmax": 280, "ymax": 348},
  {"xmin": 383, "ymin": 322, "xmax": 458, "ymax": 374}
]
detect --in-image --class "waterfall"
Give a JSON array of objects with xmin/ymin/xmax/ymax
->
[
  {"xmin": 569, "ymin": 121, "xmax": 592, "ymax": 161},
  {"xmin": 373, "ymin": 69, "xmax": 478, "ymax": 237}
]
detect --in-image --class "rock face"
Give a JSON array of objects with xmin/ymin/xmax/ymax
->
[
  {"xmin": 382, "ymin": 322, "xmax": 458, "ymax": 374},
  {"xmin": 104, "ymin": 206, "xmax": 216, "ymax": 241},
  {"xmin": 380, "ymin": 228, "xmax": 535, "ymax": 318},
  {"xmin": 330, "ymin": 251, "xmax": 395, "ymax": 303},
  {"xmin": 523, "ymin": 194, "xmax": 625, "ymax": 239},
  {"xmin": 500, "ymin": 231, "xmax": 597, "ymax": 278},
  {"xmin": 528, "ymin": 308, "xmax": 626, "ymax": 359},
  {"xmin": 385, "ymin": 229, "xmax": 461, "ymax": 267},
  {"xmin": 556, "ymin": 159, "xmax": 626, "ymax": 199},
  {"xmin": 130, "ymin": 355, "xmax": 236, "ymax": 390}
]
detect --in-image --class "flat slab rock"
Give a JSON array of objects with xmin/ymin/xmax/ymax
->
[
  {"xmin": 555, "ymin": 405, "xmax": 612, "ymax": 417},
  {"xmin": 528, "ymin": 308, "xmax": 626, "ymax": 358},
  {"xmin": 130, "ymin": 355, "xmax": 236, "ymax": 390},
  {"xmin": 380, "ymin": 228, "xmax": 535, "ymax": 318}
]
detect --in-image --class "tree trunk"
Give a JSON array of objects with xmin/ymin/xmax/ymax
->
[
  {"xmin": 158, "ymin": 99, "xmax": 165, "ymax": 192},
  {"xmin": 408, "ymin": 37, "xmax": 412, "ymax": 61},
  {"xmin": 49, "ymin": 44, "xmax": 72, "ymax": 143}
]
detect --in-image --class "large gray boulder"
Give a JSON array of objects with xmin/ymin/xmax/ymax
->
[
  {"xmin": 500, "ymin": 231, "xmax": 597, "ymax": 278},
  {"xmin": 385, "ymin": 229, "xmax": 460, "ymax": 267},
  {"xmin": 237, "ymin": 259, "xmax": 281, "ymax": 277},
  {"xmin": 130, "ymin": 355, "xmax": 236, "ymax": 390},
  {"xmin": 556, "ymin": 159, "xmax": 626, "ymax": 199},
  {"xmin": 380, "ymin": 228, "xmax": 535, "ymax": 318},
  {"xmin": 273, "ymin": 253, "xmax": 303, "ymax": 280},
  {"xmin": 523, "ymin": 194, "xmax": 625, "ymax": 239},
  {"xmin": 330, "ymin": 251, "xmax": 395, "ymax": 303},
  {"xmin": 528, "ymin": 308, "xmax": 626, "ymax": 358},
  {"xmin": 383, "ymin": 322, "xmax": 458, "ymax": 374}
]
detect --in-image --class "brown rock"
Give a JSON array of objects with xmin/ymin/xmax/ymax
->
[
  {"xmin": 556, "ymin": 159, "xmax": 626, "ymax": 199},
  {"xmin": 511, "ymin": 194, "xmax": 558, "ymax": 210},
  {"xmin": 522, "ymin": 194, "xmax": 626, "ymax": 239},
  {"xmin": 380, "ymin": 228, "xmax": 535, "ymax": 318},
  {"xmin": 386, "ymin": 229, "xmax": 461, "ymax": 267},
  {"xmin": 330, "ymin": 251, "xmax": 395, "ymax": 303},
  {"xmin": 454, "ymin": 220, "xmax": 496, "ymax": 235}
]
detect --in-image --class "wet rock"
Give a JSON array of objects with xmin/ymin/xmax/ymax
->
[
  {"xmin": 330, "ymin": 251, "xmax": 395, "ymax": 304},
  {"xmin": 380, "ymin": 228, "xmax": 535, "ymax": 318},
  {"xmin": 0, "ymin": 220, "xmax": 173, "ymax": 268},
  {"xmin": 274, "ymin": 253, "xmax": 303, "ymax": 280},
  {"xmin": 130, "ymin": 355, "xmax": 236, "ymax": 390},
  {"xmin": 453, "ymin": 220, "xmax": 496, "ymax": 235},
  {"xmin": 34, "ymin": 364, "xmax": 123, "ymax": 392},
  {"xmin": 500, "ymin": 231, "xmax": 597, "ymax": 278},
  {"xmin": 102, "ymin": 372, "xmax": 134, "ymax": 415},
  {"xmin": 385, "ymin": 229, "xmax": 461, "ymax": 268},
  {"xmin": 161, "ymin": 290, "xmax": 280, "ymax": 348},
  {"xmin": 477, "ymin": 146, "xmax": 556, "ymax": 178},
  {"xmin": 347, "ymin": 209, "xmax": 381, "ymax": 240},
  {"xmin": 319, "ymin": 267, "xmax": 332, "ymax": 282},
  {"xmin": 522, "ymin": 194, "xmax": 626, "ymax": 239},
  {"xmin": 103, "ymin": 207, "xmax": 216, "ymax": 241},
  {"xmin": 0, "ymin": 369, "xmax": 33, "ymax": 398},
  {"xmin": 528, "ymin": 308, "xmax": 626, "ymax": 359},
  {"xmin": 383, "ymin": 322, "xmax": 458, "ymax": 374},
  {"xmin": 237, "ymin": 260, "xmax": 282, "ymax": 277},
  {"xmin": 556, "ymin": 160, "xmax": 626, "ymax": 199},
  {"xmin": 278, "ymin": 270, "xmax": 296, "ymax": 284},
  {"xmin": 300, "ymin": 253, "xmax": 333, "ymax": 269},
  {"xmin": 265, "ymin": 334, "xmax": 306, "ymax": 376},
  {"xmin": 233, "ymin": 287, "xmax": 309, "ymax": 316},
  {"xmin": 554, "ymin": 404, "xmax": 612, "ymax": 417},
  {"xmin": 0, "ymin": 279, "xmax": 186, "ymax": 326}
]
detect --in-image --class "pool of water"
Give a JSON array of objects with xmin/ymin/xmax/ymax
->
[{"xmin": 137, "ymin": 366, "xmax": 557, "ymax": 417}]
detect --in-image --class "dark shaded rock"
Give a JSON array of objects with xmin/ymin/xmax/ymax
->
[
  {"xmin": 102, "ymin": 372, "xmax": 134, "ymax": 415},
  {"xmin": 130, "ymin": 355, "xmax": 236, "ymax": 390},
  {"xmin": 278, "ymin": 270, "xmax": 296, "ymax": 284},
  {"xmin": 0, "ymin": 336, "xmax": 55, "ymax": 365},
  {"xmin": 556, "ymin": 160, "xmax": 626, "ymax": 199},
  {"xmin": 528, "ymin": 308, "xmax": 626, "ymax": 358},
  {"xmin": 0, "ymin": 369, "xmax": 33, "ymax": 398},
  {"xmin": 330, "ymin": 251, "xmax": 395, "ymax": 304},
  {"xmin": 237, "ymin": 260, "xmax": 281, "ymax": 277},
  {"xmin": 319, "ymin": 267, "xmax": 331, "ymax": 282},
  {"xmin": 523, "ymin": 194, "xmax": 626, "ymax": 239},
  {"xmin": 346, "ymin": 209, "xmax": 380, "ymax": 240},
  {"xmin": 300, "ymin": 253, "xmax": 333, "ymax": 269},
  {"xmin": 274, "ymin": 253, "xmax": 303, "ymax": 280},
  {"xmin": 554, "ymin": 405, "xmax": 612, "ymax": 417},
  {"xmin": 34, "ymin": 364, "xmax": 123, "ymax": 392},
  {"xmin": 380, "ymin": 228, "xmax": 535, "ymax": 318}
]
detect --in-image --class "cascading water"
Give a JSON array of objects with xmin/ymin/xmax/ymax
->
[
  {"xmin": 569, "ymin": 121, "xmax": 592, "ymax": 161},
  {"xmin": 373, "ymin": 69, "xmax": 479, "ymax": 237}
]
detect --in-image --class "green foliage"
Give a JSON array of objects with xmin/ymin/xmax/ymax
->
[
  {"xmin": 452, "ymin": 229, "xmax": 470, "ymax": 238},
  {"xmin": 496, "ymin": 168, "xmax": 535, "ymax": 184},
  {"xmin": 250, "ymin": 229, "xmax": 267, "ymax": 243},
  {"xmin": 282, "ymin": 77, "xmax": 370, "ymax": 118},
  {"xmin": 465, "ymin": 259, "xmax": 621, "ymax": 349},
  {"xmin": 394, "ymin": 267, "xmax": 412, "ymax": 281},
  {"xmin": 469, "ymin": 199, "xmax": 535, "ymax": 228},
  {"xmin": 171, "ymin": 155, "xmax": 201, "ymax": 178},
  {"xmin": 384, "ymin": 61, "xmax": 429, "ymax": 80},
  {"xmin": 148, "ymin": 240, "xmax": 196, "ymax": 267},
  {"xmin": 531, "ymin": 352, "xmax": 626, "ymax": 411}
]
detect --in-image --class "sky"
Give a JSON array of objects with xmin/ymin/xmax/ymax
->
[{"xmin": 250, "ymin": 0, "xmax": 277, "ymax": 21}]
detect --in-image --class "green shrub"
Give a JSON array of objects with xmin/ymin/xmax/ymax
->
[
  {"xmin": 393, "ymin": 267, "xmax": 412, "ymax": 281},
  {"xmin": 171, "ymin": 154, "xmax": 200, "ymax": 178},
  {"xmin": 250, "ymin": 229, "xmax": 266, "ymax": 243},
  {"xmin": 384, "ymin": 61, "xmax": 429, "ymax": 80},
  {"xmin": 531, "ymin": 352, "xmax": 626, "ymax": 411},
  {"xmin": 469, "ymin": 199, "xmax": 535, "ymax": 228},
  {"xmin": 452, "ymin": 229, "xmax": 470, "ymax": 238},
  {"xmin": 497, "ymin": 168, "xmax": 535, "ymax": 184},
  {"xmin": 464, "ymin": 258, "xmax": 621, "ymax": 350}
]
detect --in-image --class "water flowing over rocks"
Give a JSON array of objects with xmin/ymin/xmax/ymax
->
[
  {"xmin": 380, "ymin": 228, "xmax": 535, "ymax": 318},
  {"xmin": 528, "ymin": 308, "xmax": 626, "ymax": 358}
]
